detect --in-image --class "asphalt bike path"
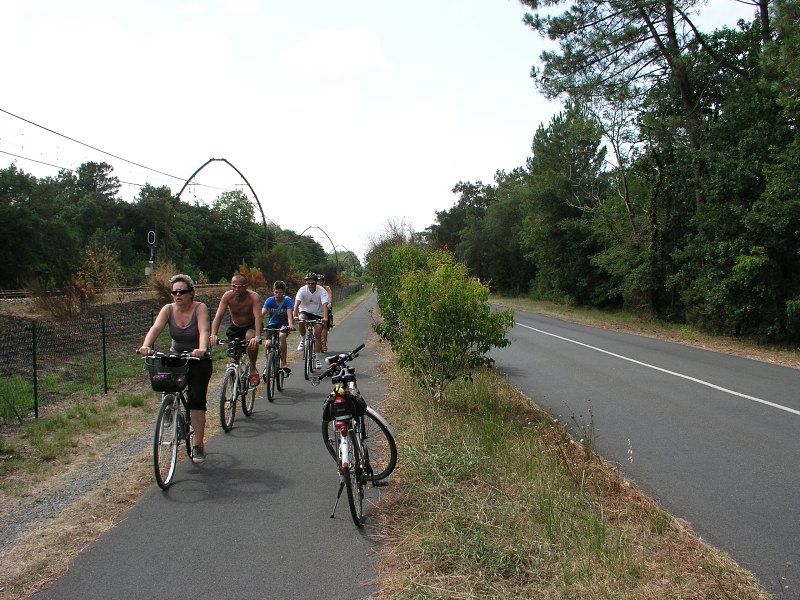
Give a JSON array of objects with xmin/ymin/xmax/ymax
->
[
  {"xmin": 491, "ymin": 309, "xmax": 800, "ymax": 596},
  {"xmin": 34, "ymin": 292, "xmax": 388, "ymax": 600}
]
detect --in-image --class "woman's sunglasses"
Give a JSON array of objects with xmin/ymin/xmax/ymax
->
[{"xmin": 171, "ymin": 289, "xmax": 191, "ymax": 296}]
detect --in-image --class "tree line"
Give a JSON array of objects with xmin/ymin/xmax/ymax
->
[
  {"xmin": 0, "ymin": 161, "xmax": 363, "ymax": 295},
  {"xmin": 426, "ymin": 0, "xmax": 799, "ymax": 343}
]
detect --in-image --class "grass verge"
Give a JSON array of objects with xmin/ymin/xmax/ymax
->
[{"xmin": 373, "ymin": 358, "xmax": 770, "ymax": 599}]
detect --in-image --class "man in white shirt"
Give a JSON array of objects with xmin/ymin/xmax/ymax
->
[{"xmin": 293, "ymin": 272, "xmax": 329, "ymax": 370}]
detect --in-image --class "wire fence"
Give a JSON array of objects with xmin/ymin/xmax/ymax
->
[{"xmin": 0, "ymin": 283, "xmax": 364, "ymax": 425}]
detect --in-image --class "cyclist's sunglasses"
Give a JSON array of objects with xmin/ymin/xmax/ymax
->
[{"xmin": 171, "ymin": 289, "xmax": 191, "ymax": 296}]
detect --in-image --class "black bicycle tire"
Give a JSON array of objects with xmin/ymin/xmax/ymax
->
[
  {"xmin": 242, "ymin": 363, "xmax": 256, "ymax": 415},
  {"xmin": 153, "ymin": 395, "xmax": 178, "ymax": 489},
  {"xmin": 344, "ymin": 430, "xmax": 365, "ymax": 526},
  {"xmin": 303, "ymin": 334, "xmax": 312, "ymax": 380},
  {"xmin": 361, "ymin": 409, "xmax": 397, "ymax": 481},
  {"xmin": 220, "ymin": 368, "xmax": 237, "ymax": 432},
  {"xmin": 275, "ymin": 351, "xmax": 285, "ymax": 392},
  {"xmin": 265, "ymin": 354, "xmax": 276, "ymax": 401},
  {"xmin": 180, "ymin": 406, "xmax": 193, "ymax": 460}
]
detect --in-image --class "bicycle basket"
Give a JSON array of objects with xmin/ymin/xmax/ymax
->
[{"xmin": 145, "ymin": 355, "xmax": 190, "ymax": 392}]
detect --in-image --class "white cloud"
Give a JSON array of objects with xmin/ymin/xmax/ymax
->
[{"xmin": 278, "ymin": 27, "xmax": 388, "ymax": 76}]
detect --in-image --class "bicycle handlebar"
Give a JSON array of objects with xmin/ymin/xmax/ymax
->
[
  {"xmin": 216, "ymin": 338, "xmax": 248, "ymax": 348},
  {"xmin": 310, "ymin": 343, "xmax": 365, "ymax": 387},
  {"xmin": 263, "ymin": 326, "xmax": 293, "ymax": 333},
  {"xmin": 136, "ymin": 349, "xmax": 210, "ymax": 360}
]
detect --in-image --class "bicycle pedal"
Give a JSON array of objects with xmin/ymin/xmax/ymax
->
[{"xmin": 372, "ymin": 481, "xmax": 388, "ymax": 487}]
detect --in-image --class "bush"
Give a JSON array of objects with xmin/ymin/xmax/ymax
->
[{"xmin": 394, "ymin": 255, "xmax": 514, "ymax": 400}]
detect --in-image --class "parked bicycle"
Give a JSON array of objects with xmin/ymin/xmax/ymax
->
[
  {"xmin": 261, "ymin": 326, "xmax": 292, "ymax": 401},
  {"xmin": 218, "ymin": 338, "xmax": 257, "ymax": 431},
  {"xmin": 312, "ymin": 344, "xmax": 397, "ymax": 526},
  {"xmin": 299, "ymin": 318, "xmax": 326, "ymax": 380},
  {"xmin": 140, "ymin": 349, "xmax": 206, "ymax": 489}
]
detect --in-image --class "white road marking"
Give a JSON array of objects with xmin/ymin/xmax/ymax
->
[{"xmin": 516, "ymin": 322, "xmax": 800, "ymax": 417}]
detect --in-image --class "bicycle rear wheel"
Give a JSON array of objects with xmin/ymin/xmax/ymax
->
[
  {"xmin": 241, "ymin": 363, "xmax": 256, "ymax": 415},
  {"xmin": 323, "ymin": 409, "xmax": 397, "ymax": 481},
  {"xmin": 220, "ymin": 369, "xmax": 237, "ymax": 432},
  {"xmin": 153, "ymin": 395, "xmax": 179, "ymax": 489},
  {"xmin": 344, "ymin": 430, "xmax": 365, "ymax": 526},
  {"xmin": 265, "ymin": 353, "xmax": 276, "ymax": 401},
  {"xmin": 275, "ymin": 352, "xmax": 285, "ymax": 392},
  {"xmin": 180, "ymin": 407, "xmax": 193, "ymax": 460}
]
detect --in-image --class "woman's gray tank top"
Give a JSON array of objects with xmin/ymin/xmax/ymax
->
[{"xmin": 168, "ymin": 303, "xmax": 200, "ymax": 353}]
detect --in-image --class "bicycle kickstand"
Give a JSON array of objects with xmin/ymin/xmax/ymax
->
[{"xmin": 330, "ymin": 479, "xmax": 346, "ymax": 518}]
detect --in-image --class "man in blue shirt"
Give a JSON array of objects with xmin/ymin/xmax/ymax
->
[{"xmin": 261, "ymin": 280, "xmax": 295, "ymax": 372}]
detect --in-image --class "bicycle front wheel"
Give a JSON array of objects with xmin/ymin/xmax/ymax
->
[
  {"xmin": 344, "ymin": 430, "xmax": 365, "ymax": 526},
  {"xmin": 220, "ymin": 369, "xmax": 237, "ymax": 432},
  {"xmin": 153, "ymin": 395, "xmax": 179, "ymax": 489},
  {"xmin": 241, "ymin": 363, "xmax": 256, "ymax": 416},
  {"xmin": 303, "ymin": 337, "xmax": 312, "ymax": 380},
  {"xmin": 361, "ymin": 409, "xmax": 397, "ymax": 481},
  {"xmin": 265, "ymin": 353, "xmax": 276, "ymax": 402}
]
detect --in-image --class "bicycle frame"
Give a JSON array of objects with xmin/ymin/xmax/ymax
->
[
  {"xmin": 315, "ymin": 346, "xmax": 397, "ymax": 484},
  {"xmin": 140, "ymin": 350, "xmax": 203, "ymax": 490},
  {"xmin": 312, "ymin": 343, "xmax": 397, "ymax": 526},
  {"xmin": 300, "ymin": 318, "xmax": 324, "ymax": 380},
  {"xmin": 218, "ymin": 338, "xmax": 256, "ymax": 431},
  {"xmin": 262, "ymin": 327, "xmax": 290, "ymax": 401}
]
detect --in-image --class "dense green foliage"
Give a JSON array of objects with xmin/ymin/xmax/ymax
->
[
  {"xmin": 368, "ymin": 239, "xmax": 513, "ymax": 399},
  {"xmin": 0, "ymin": 162, "xmax": 345, "ymax": 288},
  {"xmin": 429, "ymin": 0, "xmax": 800, "ymax": 342}
]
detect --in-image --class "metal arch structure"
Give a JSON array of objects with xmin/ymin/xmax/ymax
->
[
  {"xmin": 170, "ymin": 158, "xmax": 269, "ymax": 253},
  {"xmin": 334, "ymin": 245, "xmax": 362, "ymax": 277},
  {"xmin": 298, "ymin": 225, "xmax": 339, "ymax": 274}
]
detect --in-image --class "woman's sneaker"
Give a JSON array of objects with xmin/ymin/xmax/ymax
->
[
  {"xmin": 192, "ymin": 445, "xmax": 206, "ymax": 464},
  {"xmin": 297, "ymin": 340, "xmax": 304, "ymax": 351}
]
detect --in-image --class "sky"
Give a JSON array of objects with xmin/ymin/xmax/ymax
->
[{"xmin": 0, "ymin": 0, "xmax": 756, "ymax": 262}]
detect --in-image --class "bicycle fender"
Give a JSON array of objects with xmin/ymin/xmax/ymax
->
[{"xmin": 366, "ymin": 405, "xmax": 395, "ymax": 437}]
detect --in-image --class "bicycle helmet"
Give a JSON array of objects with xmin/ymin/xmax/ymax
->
[{"xmin": 304, "ymin": 272, "xmax": 318, "ymax": 281}]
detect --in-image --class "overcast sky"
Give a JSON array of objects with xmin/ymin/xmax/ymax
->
[{"xmin": 1, "ymin": 0, "xmax": 756, "ymax": 261}]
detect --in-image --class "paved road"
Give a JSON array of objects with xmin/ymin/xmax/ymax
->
[
  {"xmin": 491, "ymin": 309, "xmax": 800, "ymax": 596},
  {"xmin": 35, "ymin": 293, "xmax": 388, "ymax": 600}
]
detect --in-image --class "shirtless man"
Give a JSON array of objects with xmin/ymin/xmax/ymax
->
[{"xmin": 210, "ymin": 273, "xmax": 262, "ymax": 387}]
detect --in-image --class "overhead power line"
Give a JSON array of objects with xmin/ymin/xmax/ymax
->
[
  {"xmin": 0, "ymin": 106, "xmax": 223, "ymax": 191},
  {"xmin": 0, "ymin": 150, "xmax": 151, "ymax": 189}
]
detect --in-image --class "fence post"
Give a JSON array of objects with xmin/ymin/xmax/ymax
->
[
  {"xmin": 32, "ymin": 320, "xmax": 38, "ymax": 419},
  {"xmin": 102, "ymin": 315, "xmax": 108, "ymax": 394}
]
